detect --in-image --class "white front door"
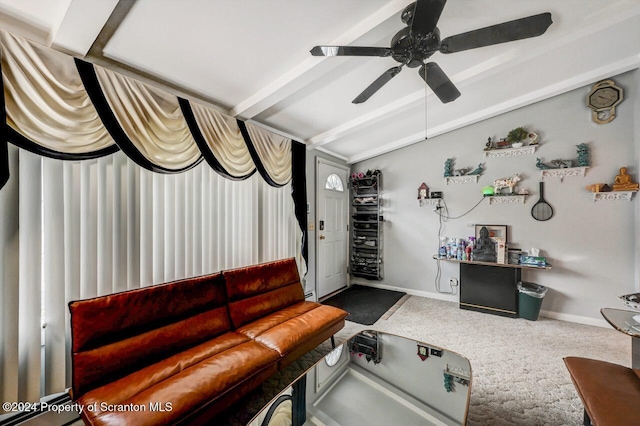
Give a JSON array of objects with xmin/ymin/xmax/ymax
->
[{"xmin": 316, "ymin": 160, "xmax": 349, "ymax": 299}]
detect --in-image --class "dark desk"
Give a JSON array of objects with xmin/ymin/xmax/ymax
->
[{"xmin": 434, "ymin": 257, "xmax": 552, "ymax": 318}]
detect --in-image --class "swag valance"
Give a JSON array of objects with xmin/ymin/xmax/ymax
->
[{"xmin": 0, "ymin": 30, "xmax": 307, "ymax": 263}]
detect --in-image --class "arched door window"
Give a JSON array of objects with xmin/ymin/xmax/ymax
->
[{"xmin": 325, "ymin": 173, "xmax": 344, "ymax": 192}]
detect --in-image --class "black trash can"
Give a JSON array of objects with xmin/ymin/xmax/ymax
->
[{"xmin": 517, "ymin": 281, "xmax": 547, "ymax": 321}]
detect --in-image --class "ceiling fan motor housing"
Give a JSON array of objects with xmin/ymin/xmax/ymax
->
[{"xmin": 391, "ymin": 26, "xmax": 440, "ymax": 68}]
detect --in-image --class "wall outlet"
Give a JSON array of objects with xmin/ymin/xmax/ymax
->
[{"xmin": 449, "ymin": 278, "xmax": 459, "ymax": 287}]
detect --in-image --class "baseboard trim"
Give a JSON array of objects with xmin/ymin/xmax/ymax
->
[
  {"xmin": 538, "ymin": 310, "xmax": 610, "ymax": 328},
  {"xmin": 351, "ymin": 281, "xmax": 610, "ymax": 328},
  {"xmin": 350, "ymin": 281, "xmax": 458, "ymax": 303}
]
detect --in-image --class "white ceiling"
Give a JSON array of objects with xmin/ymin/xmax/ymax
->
[{"xmin": 1, "ymin": 0, "xmax": 639, "ymax": 163}]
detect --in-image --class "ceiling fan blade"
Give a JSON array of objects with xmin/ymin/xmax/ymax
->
[
  {"xmin": 410, "ymin": 0, "xmax": 447, "ymax": 38},
  {"xmin": 419, "ymin": 63, "xmax": 460, "ymax": 103},
  {"xmin": 439, "ymin": 12, "xmax": 552, "ymax": 54},
  {"xmin": 310, "ymin": 46, "xmax": 393, "ymax": 57},
  {"xmin": 353, "ymin": 66, "xmax": 403, "ymax": 104}
]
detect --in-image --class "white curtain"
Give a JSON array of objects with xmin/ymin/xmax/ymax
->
[
  {"xmin": 190, "ymin": 103, "xmax": 256, "ymax": 178},
  {"xmin": 0, "ymin": 145, "xmax": 300, "ymax": 407},
  {"xmin": 1, "ymin": 30, "xmax": 115, "ymax": 153},
  {"xmin": 245, "ymin": 122, "xmax": 292, "ymax": 186},
  {"xmin": 94, "ymin": 66, "xmax": 202, "ymax": 170}
]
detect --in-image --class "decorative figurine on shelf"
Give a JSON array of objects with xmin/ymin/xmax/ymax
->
[
  {"xmin": 493, "ymin": 173, "xmax": 521, "ymax": 195},
  {"xmin": 484, "ymin": 137, "xmax": 493, "ymax": 151},
  {"xmin": 444, "ymin": 158, "xmax": 454, "ymax": 177},
  {"xmin": 550, "ymin": 159, "xmax": 573, "ymax": 168},
  {"xmin": 518, "ymin": 187, "xmax": 529, "ymax": 195},
  {"xmin": 418, "ymin": 183, "xmax": 429, "ymax": 200},
  {"xmin": 472, "ymin": 227, "xmax": 496, "ymax": 262},
  {"xmin": 468, "ymin": 163, "xmax": 484, "ymax": 176},
  {"xmin": 527, "ymin": 132, "xmax": 539, "ymax": 145},
  {"xmin": 507, "ymin": 126, "xmax": 528, "ymax": 148},
  {"xmin": 535, "ymin": 158, "xmax": 551, "ymax": 170},
  {"xmin": 453, "ymin": 167, "xmax": 470, "ymax": 176},
  {"xmin": 495, "ymin": 138, "xmax": 511, "ymax": 149},
  {"xmin": 576, "ymin": 143, "xmax": 590, "ymax": 167},
  {"xmin": 612, "ymin": 167, "xmax": 639, "ymax": 191},
  {"xmin": 444, "ymin": 372, "xmax": 454, "ymax": 392},
  {"xmin": 586, "ymin": 183, "xmax": 612, "ymax": 193}
]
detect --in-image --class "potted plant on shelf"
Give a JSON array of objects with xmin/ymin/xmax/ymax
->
[{"xmin": 507, "ymin": 127, "xmax": 528, "ymax": 148}]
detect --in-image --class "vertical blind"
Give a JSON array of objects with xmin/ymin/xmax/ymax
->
[{"xmin": 0, "ymin": 144, "xmax": 300, "ymax": 406}]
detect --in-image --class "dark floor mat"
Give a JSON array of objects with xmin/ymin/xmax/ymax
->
[{"xmin": 322, "ymin": 285, "xmax": 406, "ymax": 325}]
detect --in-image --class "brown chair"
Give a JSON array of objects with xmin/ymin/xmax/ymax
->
[{"xmin": 564, "ymin": 357, "xmax": 640, "ymax": 426}]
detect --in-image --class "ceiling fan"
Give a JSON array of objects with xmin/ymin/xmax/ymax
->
[{"xmin": 310, "ymin": 0, "xmax": 552, "ymax": 104}]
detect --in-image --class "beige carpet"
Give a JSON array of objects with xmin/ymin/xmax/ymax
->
[{"xmin": 72, "ymin": 296, "xmax": 630, "ymax": 425}]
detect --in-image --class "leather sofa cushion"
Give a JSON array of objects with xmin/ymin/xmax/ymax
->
[
  {"xmin": 79, "ymin": 333, "xmax": 280, "ymax": 426},
  {"xmin": 70, "ymin": 273, "xmax": 227, "ymax": 352},
  {"xmin": 237, "ymin": 302, "xmax": 348, "ymax": 356},
  {"xmin": 224, "ymin": 258, "xmax": 305, "ymax": 328},
  {"xmin": 564, "ymin": 357, "xmax": 640, "ymax": 426},
  {"xmin": 73, "ymin": 306, "xmax": 231, "ymax": 398},
  {"xmin": 69, "ymin": 273, "xmax": 228, "ymax": 399}
]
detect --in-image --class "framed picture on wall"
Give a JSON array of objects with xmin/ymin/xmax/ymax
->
[{"xmin": 475, "ymin": 225, "xmax": 508, "ymax": 242}]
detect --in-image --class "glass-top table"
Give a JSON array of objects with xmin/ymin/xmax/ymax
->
[
  {"xmin": 249, "ymin": 330, "xmax": 472, "ymax": 426},
  {"xmin": 601, "ymin": 308, "xmax": 640, "ymax": 368}
]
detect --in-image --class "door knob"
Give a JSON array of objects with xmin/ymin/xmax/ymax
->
[{"xmin": 319, "ymin": 235, "xmax": 326, "ymax": 240}]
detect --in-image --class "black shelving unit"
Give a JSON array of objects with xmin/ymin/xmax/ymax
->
[{"xmin": 350, "ymin": 172, "xmax": 382, "ymax": 280}]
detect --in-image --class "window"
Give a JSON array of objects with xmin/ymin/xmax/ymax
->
[
  {"xmin": 325, "ymin": 174, "xmax": 344, "ymax": 192},
  {"xmin": 0, "ymin": 147, "xmax": 302, "ymax": 404}
]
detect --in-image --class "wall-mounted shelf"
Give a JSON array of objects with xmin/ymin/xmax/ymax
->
[
  {"xmin": 445, "ymin": 175, "xmax": 479, "ymax": 185},
  {"xmin": 433, "ymin": 255, "xmax": 552, "ymax": 270},
  {"xmin": 419, "ymin": 198, "xmax": 442, "ymax": 207},
  {"xmin": 484, "ymin": 145, "xmax": 537, "ymax": 158},
  {"xmin": 487, "ymin": 195, "xmax": 527, "ymax": 205},
  {"xmin": 591, "ymin": 191, "xmax": 637, "ymax": 202},
  {"xmin": 541, "ymin": 166, "xmax": 588, "ymax": 182}
]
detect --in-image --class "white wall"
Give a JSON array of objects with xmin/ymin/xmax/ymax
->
[{"xmin": 353, "ymin": 69, "xmax": 639, "ymax": 322}]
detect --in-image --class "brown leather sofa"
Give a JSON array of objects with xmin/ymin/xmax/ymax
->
[
  {"xmin": 564, "ymin": 357, "xmax": 640, "ymax": 425},
  {"xmin": 68, "ymin": 258, "xmax": 347, "ymax": 426}
]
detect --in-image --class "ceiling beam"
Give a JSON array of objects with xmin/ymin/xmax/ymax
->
[
  {"xmin": 85, "ymin": 0, "xmax": 137, "ymax": 59},
  {"xmin": 74, "ymin": 0, "xmax": 235, "ymax": 118},
  {"xmin": 306, "ymin": 91, "xmax": 426, "ymax": 149},
  {"xmin": 346, "ymin": 54, "xmax": 640, "ymax": 164},
  {"xmin": 51, "ymin": 0, "xmax": 120, "ymax": 57},
  {"xmin": 229, "ymin": 0, "xmax": 414, "ymax": 120}
]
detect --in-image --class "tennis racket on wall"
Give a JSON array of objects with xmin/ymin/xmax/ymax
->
[{"xmin": 531, "ymin": 182, "xmax": 553, "ymax": 221}]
